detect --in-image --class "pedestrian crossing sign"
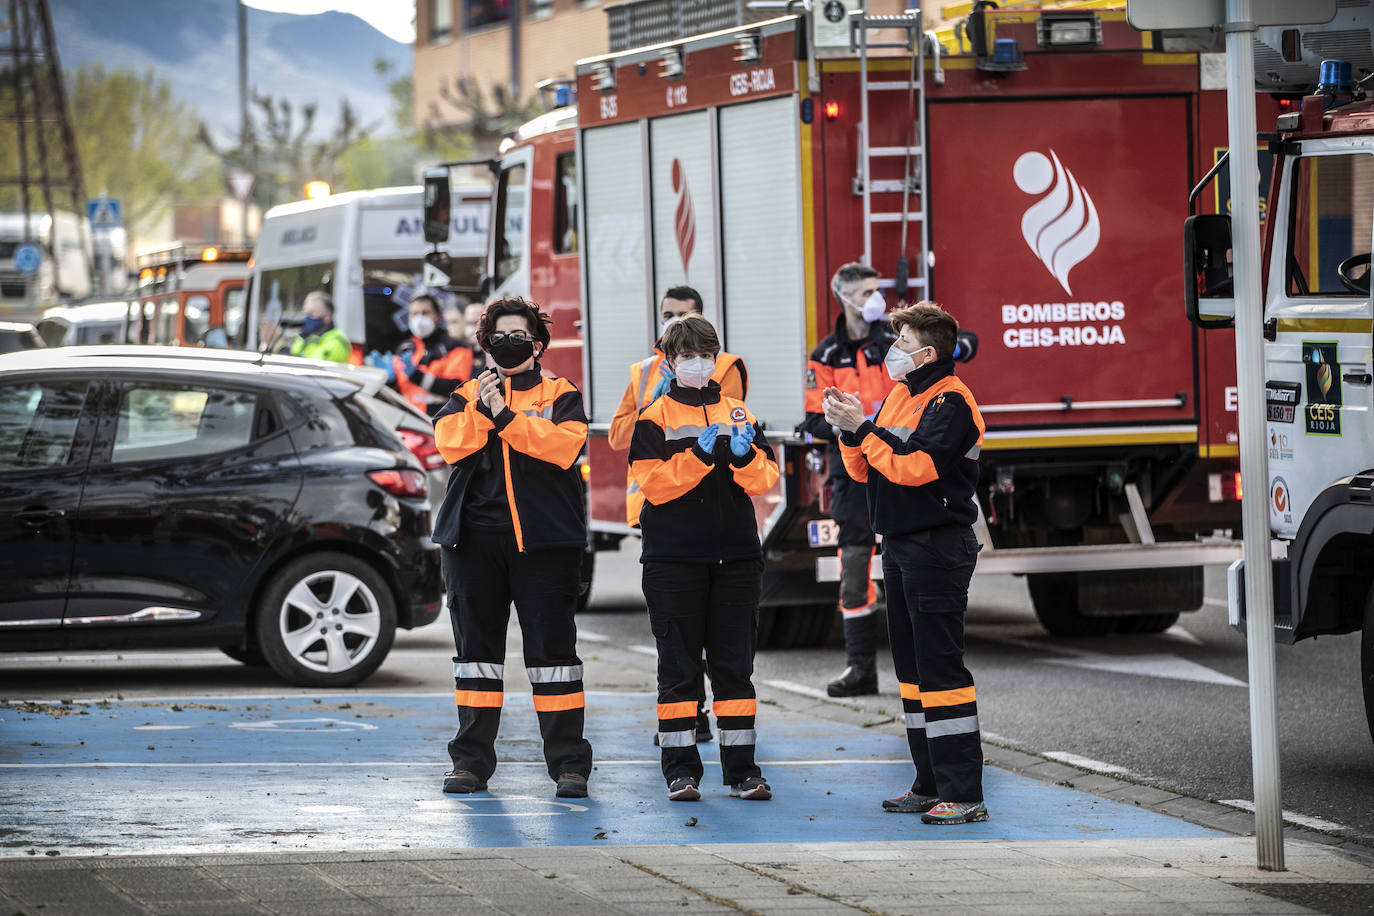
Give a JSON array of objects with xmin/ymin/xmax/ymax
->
[{"xmin": 86, "ymin": 197, "xmax": 122, "ymax": 229}]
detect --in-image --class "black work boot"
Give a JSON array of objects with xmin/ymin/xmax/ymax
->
[{"xmin": 827, "ymin": 655, "xmax": 878, "ymax": 697}]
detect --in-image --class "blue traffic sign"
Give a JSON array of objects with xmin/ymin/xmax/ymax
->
[
  {"xmin": 12, "ymin": 242, "xmax": 42, "ymax": 275},
  {"xmin": 87, "ymin": 197, "xmax": 122, "ymax": 228}
]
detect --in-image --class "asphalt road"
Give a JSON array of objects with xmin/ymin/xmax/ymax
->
[{"xmin": 3, "ymin": 540, "xmax": 1371, "ymax": 848}]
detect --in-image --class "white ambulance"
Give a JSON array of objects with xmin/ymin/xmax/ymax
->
[{"xmin": 247, "ymin": 185, "xmax": 489, "ymax": 360}]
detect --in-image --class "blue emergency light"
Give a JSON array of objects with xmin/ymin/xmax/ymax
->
[
  {"xmin": 992, "ymin": 39, "xmax": 1023, "ymax": 67},
  {"xmin": 1318, "ymin": 59, "xmax": 1352, "ymax": 95},
  {"xmin": 554, "ymin": 84, "xmax": 571, "ymax": 107}
]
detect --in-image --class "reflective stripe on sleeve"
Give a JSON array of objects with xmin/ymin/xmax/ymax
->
[
  {"xmin": 711, "ymin": 698, "xmax": 756, "ymax": 718},
  {"xmin": 718, "ymin": 728, "xmax": 757, "ymax": 747},
  {"xmin": 926, "ymin": 714, "xmax": 979, "ymax": 738},
  {"xmin": 526, "ymin": 665, "xmax": 584, "ymax": 683},
  {"xmin": 532, "ymin": 692, "xmax": 585, "ymax": 712},
  {"xmin": 664, "ymin": 424, "xmax": 709, "ymax": 441},
  {"xmin": 899, "ymin": 682, "xmax": 922, "ymax": 702},
  {"xmin": 657, "ymin": 730, "xmax": 696, "ymax": 747},
  {"xmin": 520, "ymin": 406, "xmax": 554, "ymax": 419},
  {"xmin": 904, "ymin": 711, "xmax": 926, "ymax": 730},
  {"xmin": 840, "ymin": 603, "xmax": 877, "ymax": 618},
  {"xmin": 455, "ymin": 689, "xmax": 503, "ymax": 708},
  {"xmin": 886, "ymin": 426, "xmax": 918, "ymax": 443},
  {"xmin": 635, "ymin": 356, "xmax": 658, "ymax": 408},
  {"xmin": 454, "ymin": 661, "xmax": 504, "ymax": 680},
  {"xmin": 965, "ymin": 444, "xmax": 981, "ymax": 459}
]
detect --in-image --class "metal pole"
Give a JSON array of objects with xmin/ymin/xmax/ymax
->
[
  {"xmin": 1224, "ymin": 0, "xmax": 1284, "ymax": 872},
  {"xmin": 238, "ymin": 0, "xmax": 249, "ymax": 246},
  {"xmin": 509, "ymin": 0, "xmax": 522, "ymax": 101}
]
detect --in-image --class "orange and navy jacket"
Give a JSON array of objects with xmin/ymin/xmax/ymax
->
[
  {"xmin": 800, "ymin": 315, "xmax": 897, "ymax": 453},
  {"xmin": 628, "ymin": 381, "xmax": 779, "ymax": 564},
  {"xmin": 393, "ymin": 333, "xmax": 474, "ymax": 417},
  {"xmin": 839, "ymin": 358, "xmax": 985, "ymax": 537},
  {"xmin": 609, "ymin": 348, "xmax": 747, "ymax": 527},
  {"xmin": 430, "ymin": 365, "xmax": 587, "ymax": 551}
]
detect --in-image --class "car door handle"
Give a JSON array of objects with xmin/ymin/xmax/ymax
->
[
  {"xmin": 1342, "ymin": 370, "xmax": 1372, "ymax": 384},
  {"xmin": 15, "ymin": 508, "xmax": 66, "ymax": 527}
]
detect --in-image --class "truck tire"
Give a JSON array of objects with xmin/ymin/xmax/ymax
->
[
  {"xmin": 1362, "ymin": 586, "xmax": 1374, "ymax": 745},
  {"xmin": 254, "ymin": 552, "xmax": 397, "ymax": 688},
  {"xmin": 1115, "ymin": 613, "xmax": 1181, "ymax": 635},
  {"xmin": 1027, "ymin": 572, "xmax": 1115, "ymax": 637}
]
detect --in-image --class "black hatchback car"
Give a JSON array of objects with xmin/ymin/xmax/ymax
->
[{"xmin": 0, "ymin": 347, "xmax": 442, "ymax": 686}]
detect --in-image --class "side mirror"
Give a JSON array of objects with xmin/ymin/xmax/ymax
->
[
  {"xmin": 423, "ymin": 168, "xmax": 451, "ymax": 243},
  {"xmin": 1184, "ymin": 213, "xmax": 1235, "ymax": 329}
]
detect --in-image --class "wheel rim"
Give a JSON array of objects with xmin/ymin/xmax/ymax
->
[{"xmin": 276, "ymin": 570, "xmax": 383, "ymax": 674}]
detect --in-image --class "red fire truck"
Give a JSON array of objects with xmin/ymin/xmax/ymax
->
[
  {"xmin": 468, "ymin": 4, "xmax": 1279, "ymax": 641},
  {"xmin": 132, "ymin": 244, "xmax": 253, "ymax": 348}
]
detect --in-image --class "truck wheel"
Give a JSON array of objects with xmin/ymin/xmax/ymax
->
[
  {"xmin": 220, "ymin": 644, "xmax": 266, "ymax": 666},
  {"xmin": 1362, "ymin": 587, "xmax": 1374, "ymax": 745},
  {"xmin": 1027, "ymin": 572, "xmax": 1115, "ymax": 637},
  {"xmin": 254, "ymin": 552, "xmax": 397, "ymax": 688},
  {"xmin": 1115, "ymin": 613, "xmax": 1181, "ymax": 635},
  {"xmin": 766, "ymin": 604, "xmax": 834, "ymax": 648},
  {"xmin": 576, "ymin": 547, "xmax": 595, "ymax": 614}
]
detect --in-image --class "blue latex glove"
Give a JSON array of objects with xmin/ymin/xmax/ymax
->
[
  {"xmin": 648, "ymin": 374, "xmax": 673, "ymax": 404},
  {"xmin": 696, "ymin": 424, "xmax": 720, "ymax": 454},
  {"xmin": 729, "ymin": 422, "xmax": 755, "ymax": 457},
  {"xmin": 367, "ymin": 349, "xmax": 396, "ymax": 383},
  {"xmin": 399, "ymin": 349, "xmax": 418, "ymax": 375}
]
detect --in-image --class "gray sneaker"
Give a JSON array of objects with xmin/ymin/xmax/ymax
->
[
  {"xmin": 882, "ymin": 790, "xmax": 940, "ymax": 813},
  {"xmin": 921, "ymin": 800, "xmax": 989, "ymax": 824}
]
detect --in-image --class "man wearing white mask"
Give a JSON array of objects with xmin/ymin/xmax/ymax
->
[{"xmin": 799, "ymin": 263, "xmax": 897, "ymax": 697}]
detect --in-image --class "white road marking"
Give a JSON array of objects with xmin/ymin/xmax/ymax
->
[
  {"xmin": 297, "ymin": 805, "xmax": 364, "ymax": 814},
  {"xmin": 1203, "ymin": 597, "xmax": 1228, "ymax": 609},
  {"xmin": 229, "ymin": 718, "xmax": 378, "ymax": 732},
  {"xmin": 1043, "ymin": 751, "xmax": 1140, "ymax": 778},
  {"xmin": 1162, "ymin": 625, "xmax": 1205, "ymax": 647},
  {"xmin": 577, "ymin": 630, "xmax": 610, "ymax": 643},
  {"xmin": 1, "ymin": 758, "xmax": 909, "ymax": 769},
  {"xmin": 132, "ymin": 725, "xmax": 195, "ymax": 731},
  {"xmin": 627, "ymin": 644, "xmax": 657, "ymax": 657},
  {"xmin": 1217, "ymin": 799, "xmax": 1352, "ymax": 834},
  {"xmin": 1042, "ymin": 653, "xmax": 1246, "ymax": 687},
  {"xmin": 761, "ymin": 679, "xmax": 833, "ymax": 701},
  {"xmin": 5, "ymin": 690, "xmax": 659, "ymax": 705}
]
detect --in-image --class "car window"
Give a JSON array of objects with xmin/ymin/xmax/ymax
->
[
  {"xmin": 183, "ymin": 295, "xmax": 210, "ymax": 343},
  {"xmin": 76, "ymin": 323, "xmax": 124, "ymax": 346},
  {"xmin": 0, "ymin": 381, "xmax": 88, "ymax": 471},
  {"xmin": 111, "ymin": 386, "xmax": 259, "ymax": 463}
]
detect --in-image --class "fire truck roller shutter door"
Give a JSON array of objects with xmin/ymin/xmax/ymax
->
[
  {"xmin": 582, "ymin": 122, "xmax": 652, "ymax": 423},
  {"xmin": 649, "ymin": 111, "xmax": 719, "ymax": 328},
  {"xmin": 718, "ymin": 97, "xmax": 807, "ymax": 432}
]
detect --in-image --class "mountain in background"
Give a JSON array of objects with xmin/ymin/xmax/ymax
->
[{"xmin": 49, "ymin": 0, "xmax": 409, "ymax": 142}]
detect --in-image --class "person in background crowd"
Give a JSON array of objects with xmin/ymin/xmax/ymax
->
[
  {"xmin": 392, "ymin": 293, "xmax": 474, "ymax": 416},
  {"xmin": 800, "ymin": 263, "xmax": 897, "ymax": 697},
  {"xmin": 462, "ymin": 300, "xmax": 488, "ymax": 374},
  {"xmin": 259, "ymin": 290, "xmax": 350, "ymax": 363},
  {"xmin": 431, "ymin": 296, "xmax": 593, "ymax": 800},
  {"xmin": 629, "ymin": 314, "xmax": 779, "ymax": 803},
  {"xmin": 608, "ymin": 285, "xmax": 749, "ymax": 744},
  {"xmin": 825, "ymin": 301, "xmax": 988, "ymax": 826}
]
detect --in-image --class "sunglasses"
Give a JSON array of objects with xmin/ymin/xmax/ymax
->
[{"xmin": 488, "ymin": 331, "xmax": 533, "ymax": 346}]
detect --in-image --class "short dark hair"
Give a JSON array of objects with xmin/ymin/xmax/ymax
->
[
  {"xmin": 661, "ymin": 285, "xmax": 703, "ymax": 313},
  {"xmin": 831, "ymin": 262, "xmax": 879, "ymax": 300},
  {"xmin": 410, "ymin": 293, "xmax": 439, "ymax": 315},
  {"xmin": 890, "ymin": 301, "xmax": 957, "ymax": 360},
  {"xmin": 476, "ymin": 296, "xmax": 552, "ymax": 350},
  {"xmin": 659, "ymin": 313, "xmax": 720, "ymax": 359}
]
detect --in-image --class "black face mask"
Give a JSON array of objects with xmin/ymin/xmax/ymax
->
[{"xmin": 488, "ymin": 336, "xmax": 536, "ymax": 370}]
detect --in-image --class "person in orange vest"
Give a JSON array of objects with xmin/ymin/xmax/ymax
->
[
  {"xmin": 629, "ymin": 314, "xmax": 779, "ymax": 802},
  {"xmin": 609, "ymin": 286, "xmax": 747, "ymax": 744},
  {"xmin": 393, "ymin": 293, "xmax": 474, "ymax": 417},
  {"xmin": 825, "ymin": 301, "xmax": 987, "ymax": 825},
  {"xmin": 799, "ymin": 263, "xmax": 898, "ymax": 697},
  {"xmin": 431, "ymin": 295, "xmax": 593, "ymax": 800}
]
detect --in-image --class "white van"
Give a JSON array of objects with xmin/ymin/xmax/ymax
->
[
  {"xmin": 0, "ymin": 211, "xmax": 93, "ymax": 318},
  {"xmin": 247, "ymin": 185, "xmax": 489, "ymax": 358}
]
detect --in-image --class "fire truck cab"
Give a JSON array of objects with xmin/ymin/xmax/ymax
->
[
  {"xmin": 131, "ymin": 245, "xmax": 253, "ymax": 348},
  {"xmin": 1187, "ymin": 54, "xmax": 1374, "ymax": 741},
  {"xmin": 474, "ymin": 3, "xmax": 1281, "ymax": 641}
]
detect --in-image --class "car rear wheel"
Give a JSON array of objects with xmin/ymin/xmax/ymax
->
[{"xmin": 255, "ymin": 552, "xmax": 397, "ymax": 688}]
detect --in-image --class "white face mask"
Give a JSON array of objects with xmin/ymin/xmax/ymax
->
[
  {"xmin": 884, "ymin": 343, "xmax": 930, "ymax": 380},
  {"xmin": 409, "ymin": 315, "xmax": 436, "ymax": 339},
  {"xmin": 660, "ymin": 315, "xmax": 683, "ymax": 336},
  {"xmin": 859, "ymin": 291, "xmax": 887, "ymax": 323},
  {"xmin": 674, "ymin": 356, "xmax": 716, "ymax": 389}
]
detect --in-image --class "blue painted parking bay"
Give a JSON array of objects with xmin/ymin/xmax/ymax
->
[{"xmin": 0, "ymin": 693, "xmax": 1218, "ymax": 855}]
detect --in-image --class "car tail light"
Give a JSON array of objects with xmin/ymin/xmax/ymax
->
[
  {"xmin": 1233, "ymin": 471, "xmax": 1243, "ymax": 501},
  {"xmin": 399, "ymin": 428, "xmax": 446, "ymax": 470},
  {"xmin": 368, "ymin": 469, "xmax": 428, "ymax": 498}
]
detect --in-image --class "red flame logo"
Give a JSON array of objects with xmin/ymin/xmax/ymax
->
[{"xmin": 672, "ymin": 158, "xmax": 695, "ymax": 279}]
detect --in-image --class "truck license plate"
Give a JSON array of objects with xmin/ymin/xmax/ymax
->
[{"xmin": 807, "ymin": 520, "xmax": 840, "ymax": 548}]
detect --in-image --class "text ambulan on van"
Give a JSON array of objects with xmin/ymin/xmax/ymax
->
[{"xmin": 248, "ymin": 185, "xmax": 490, "ymax": 362}]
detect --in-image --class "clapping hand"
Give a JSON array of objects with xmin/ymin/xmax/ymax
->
[
  {"xmin": 696, "ymin": 424, "xmax": 721, "ymax": 456},
  {"xmin": 478, "ymin": 369, "xmax": 506, "ymax": 415},
  {"xmin": 729, "ymin": 422, "xmax": 755, "ymax": 457},
  {"xmin": 821, "ymin": 387, "xmax": 866, "ymax": 434}
]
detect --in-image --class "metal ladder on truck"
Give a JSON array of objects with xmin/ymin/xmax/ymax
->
[{"xmin": 850, "ymin": 5, "xmax": 930, "ymax": 302}]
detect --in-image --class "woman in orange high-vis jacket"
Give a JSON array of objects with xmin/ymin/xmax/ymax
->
[
  {"xmin": 629, "ymin": 315, "xmax": 779, "ymax": 803},
  {"xmin": 392, "ymin": 293, "xmax": 474, "ymax": 416},
  {"xmin": 825, "ymin": 302, "xmax": 988, "ymax": 827},
  {"xmin": 431, "ymin": 296, "xmax": 592, "ymax": 801}
]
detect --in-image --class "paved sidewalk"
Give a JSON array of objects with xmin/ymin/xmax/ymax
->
[{"xmin": 2, "ymin": 835, "xmax": 1373, "ymax": 915}]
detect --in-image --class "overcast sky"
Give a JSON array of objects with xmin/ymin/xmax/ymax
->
[{"xmin": 242, "ymin": 0, "xmax": 415, "ymax": 43}]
